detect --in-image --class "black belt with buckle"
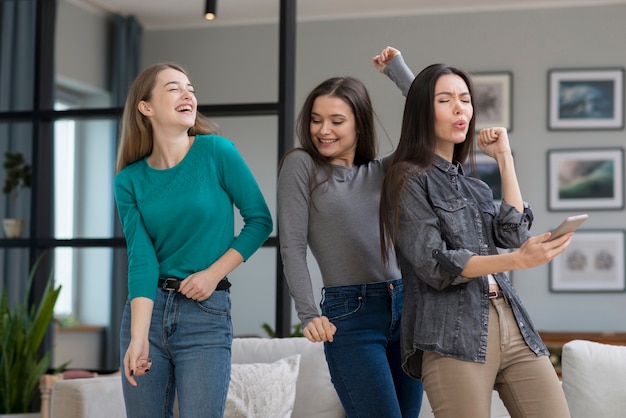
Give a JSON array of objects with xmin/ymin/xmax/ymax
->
[
  {"xmin": 158, "ymin": 277, "xmax": 231, "ymax": 291},
  {"xmin": 488, "ymin": 290, "xmax": 505, "ymax": 299}
]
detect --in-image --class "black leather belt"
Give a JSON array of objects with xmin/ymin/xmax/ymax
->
[
  {"xmin": 158, "ymin": 277, "xmax": 231, "ymax": 291},
  {"xmin": 488, "ymin": 290, "xmax": 505, "ymax": 299}
]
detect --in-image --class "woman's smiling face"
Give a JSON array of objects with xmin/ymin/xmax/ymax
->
[{"xmin": 310, "ymin": 94, "xmax": 357, "ymax": 167}]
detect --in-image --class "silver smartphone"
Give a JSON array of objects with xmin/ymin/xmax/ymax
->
[{"xmin": 549, "ymin": 214, "xmax": 588, "ymax": 241}]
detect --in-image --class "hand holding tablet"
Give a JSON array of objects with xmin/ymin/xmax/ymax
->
[{"xmin": 548, "ymin": 214, "xmax": 588, "ymax": 241}]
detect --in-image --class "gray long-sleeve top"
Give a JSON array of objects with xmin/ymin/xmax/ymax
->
[{"xmin": 278, "ymin": 150, "xmax": 401, "ymax": 327}]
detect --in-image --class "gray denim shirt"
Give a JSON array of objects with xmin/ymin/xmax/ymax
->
[{"xmin": 394, "ymin": 156, "xmax": 549, "ymax": 379}]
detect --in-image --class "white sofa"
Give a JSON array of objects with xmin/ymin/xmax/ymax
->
[
  {"xmin": 46, "ymin": 337, "xmax": 626, "ymax": 418},
  {"xmin": 561, "ymin": 339, "xmax": 626, "ymax": 418},
  {"xmin": 47, "ymin": 337, "xmax": 343, "ymax": 418}
]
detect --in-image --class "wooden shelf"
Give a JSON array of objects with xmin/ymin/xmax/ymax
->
[{"xmin": 539, "ymin": 331, "xmax": 626, "ymax": 346}]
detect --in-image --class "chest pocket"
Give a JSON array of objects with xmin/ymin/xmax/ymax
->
[
  {"xmin": 431, "ymin": 196, "xmax": 468, "ymax": 237},
  {"xmin": 478, "ymin": 200, "xmax": 497, "ymax": 220}
]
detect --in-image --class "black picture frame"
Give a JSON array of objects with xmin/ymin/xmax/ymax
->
[
  {"xmin": 472, "ymin": 71, "xmax": 513, "ymax": 131},
  {"xmin": 548, "ymin": 68, "xmax": 624, "ymax": 130},
  {"xmin": 550, "ymin": 229, "xmax": 626, "ymax": 293},
  {"xmin": 547, "ymin": 147, "xmax": 624, "ymax": 211}
]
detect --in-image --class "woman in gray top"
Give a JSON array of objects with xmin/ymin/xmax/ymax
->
[{"xmin": 278, "ymin": 76, "xmax": 423, "ymax": 417}]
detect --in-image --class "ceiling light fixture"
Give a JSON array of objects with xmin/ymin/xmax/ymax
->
[{"xmin": 204, "ymin": 0, "xmax": 217, "ymax": 21}]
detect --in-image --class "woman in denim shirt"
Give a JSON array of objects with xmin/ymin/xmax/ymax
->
[{"xmin": 379, "ymin": 59, "xmax": 573, "ymax": 418}]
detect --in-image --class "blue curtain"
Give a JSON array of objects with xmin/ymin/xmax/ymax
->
[
  {"xmin": 0, "ymin": 0, "xmax": 36, "ymax": 306},
  {"xmin": 106, "ymin": 13, "xmax": 142, "ymax": 370}
]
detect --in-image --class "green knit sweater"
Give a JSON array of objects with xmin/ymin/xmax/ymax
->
[{"xmin": 114, "ymin": 134, "xmax": 272, "ymax": 301}]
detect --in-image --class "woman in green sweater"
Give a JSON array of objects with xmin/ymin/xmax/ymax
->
[{"xmin": 114, "ymin": 63, "xmax": 272, "ymax": 418}]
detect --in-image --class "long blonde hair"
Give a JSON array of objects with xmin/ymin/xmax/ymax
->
[{"xmin": 115, "ymin": 63, "xmax": 220, "ymax": 173}]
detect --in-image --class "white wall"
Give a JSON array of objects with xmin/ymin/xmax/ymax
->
[
  {"xmin": 56, "ymin": 2, "xmax": 626, "ymax": 336},
  {"xmin": 56, "ymin": 0, "xmax": 109, "ymax": 94},
  {"xmin": 142, "ymin": 4, "xmax": 626, "ymax": 333}
]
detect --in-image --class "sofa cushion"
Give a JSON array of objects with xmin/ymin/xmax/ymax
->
[
  {"xmin": 561, "ymin": 339, "xmax": 626, "ymax": 418},
  {"xmin": 225, "ymin": 354, "xmax": 300, "ymax": 418},
  {"xmin": 231, "ymin": 337, "xmax": 344, "ymax": 418}
]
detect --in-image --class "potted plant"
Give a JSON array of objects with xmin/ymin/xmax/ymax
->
[
  {"xmin": 261, "ymin": 322, "xmax": 304, "ymax": 338},
  {"xmin": 2, "ymin": 151, "xmax": 31, "ymax": 238},
  {"xmin": 0, "ymin": 254, "xmax": 61, "ymax": 416}
]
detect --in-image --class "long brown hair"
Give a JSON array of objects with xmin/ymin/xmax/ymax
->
[
  {"xmin": 380, "ymin": 63, "xmax": 476, "ymax": 264},
  {"xmin": 115, "ymin": 63, "xmax": 220, "ymax": 173},
  {"xmin": 279, "ymin": 76, "xmax": 377, "ymax": 195}
]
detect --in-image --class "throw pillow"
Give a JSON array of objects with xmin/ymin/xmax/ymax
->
[
  {"xmin": 561, "ymin": 339, "xmax": 626, "ymax": 418},
  {"xmin": 224, "ymin": 354, "xmax": 301, "ymax": 418}
]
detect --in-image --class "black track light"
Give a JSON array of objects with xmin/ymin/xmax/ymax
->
[{"xmin": 205, "ymin": 0, "xmax": 217, "ymax": 21}]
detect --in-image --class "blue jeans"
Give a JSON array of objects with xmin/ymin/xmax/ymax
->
[
  {"xmin": 120, "ymin": 288, "xmax": 232, "ymax": 418},
  {"xmin": 321, "ymin": 279, "xmax": 424, "ymax": 418}
]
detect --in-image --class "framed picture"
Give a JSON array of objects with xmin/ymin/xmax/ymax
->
[
  {"xmin": 547, "ymin": 147, "xmax": 624, "ymax": 211},
  {"xmin": 548, "ymin": 68, "xmax": 624, "ymax": 130},
  {"xmin": 464, "ymin": 151, "xmax": 503, "ymax": 201},
  {"xmin": 550, "ymin": 229, "xmax": 625, "ymax": 292},
  {"xmin": 472, "ymin": 72, "xmax": 512, "ymax": 131}
]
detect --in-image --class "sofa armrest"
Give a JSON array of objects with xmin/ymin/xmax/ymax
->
[{"xmin": 50, "ymin": 375, "xmax": 126, "ymax": 418}]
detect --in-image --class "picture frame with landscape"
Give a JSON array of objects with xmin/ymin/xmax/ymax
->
[
  {"xmin": 472, "ymin": 72, "xmax": 512, "ymax": 131},
  {"xmin": 548, "ymin": 68, "xmax": 624, "ymax": 130},
  {"xmin": 464, "ymin": 151, "xmax": 503, "ymax": 201},
  {"xmin": 547, "ymin": 148, "xmax": 624, "ymax": 211}
]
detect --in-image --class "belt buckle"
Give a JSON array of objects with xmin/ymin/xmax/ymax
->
[{"xmin": 162, "ymin": 278, "xmax": 178, "ymax": 291}]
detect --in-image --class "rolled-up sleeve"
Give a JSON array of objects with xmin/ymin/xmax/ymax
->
[{"xmin": 493, "ymin": 202, "xmax": 533, "ymax": 249}]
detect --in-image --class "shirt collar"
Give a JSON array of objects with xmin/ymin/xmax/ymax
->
[{"xmin": 433, "ymin": 155, "xmax": 465, "ymax": 175}]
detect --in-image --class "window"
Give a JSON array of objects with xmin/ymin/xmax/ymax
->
[
  {"xmin": 52, "ymin": 91, "xmax": 117, "ymax": 325},
  {"xmin": 53, "ymin": 100, "xmax": 76, "ymax": 317}
]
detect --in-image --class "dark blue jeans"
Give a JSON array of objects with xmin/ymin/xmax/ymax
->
[{"xmin": 321, "ymin": 279, "xmax": 424, "ymax": 417}]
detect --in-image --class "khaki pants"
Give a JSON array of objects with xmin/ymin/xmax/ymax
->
[{"xmin": 422, "ymin": 297, "xmax": 570, "ymax": 418}]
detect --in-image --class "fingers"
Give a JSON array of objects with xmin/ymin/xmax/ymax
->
[
  {"xmin": 477, "ymin": 127, "xmax": 512, "ymax": 158},
  {"xmin": 372, "ymin": 46, "xmax": 401, "ymax": 73},
  {"xmin": 125, "ymin": 356, "xmax": 152, "ymax": 386},
  {"xmin": 478, "ymin": 127, "xmax": 505, "ymax": 145},
  {"xmin": 178, "ymin": 275, "xmax": 214, "ymax": 301},
  {"xmin": 545, "ymin": 232, "xmax": 574, "ymax": 250},
  {"xmin": 124, "ymin": 342, "xmax": 152, "ymax": 386},
  {"xmin": 519, "ymin": 232, "xmax": 574, "ymax": 269},
  {"xmin": 303, "ymin": 317, "xmax": 337, "ymax": 343},
  {"xmin": 123, "ymin": 354, "xmax": 137, "ymax": 387},
  {"xmin": 381, "ymin": 46, "xmax": 400, "ymax": 60},
  {"xmin": 534, "ymin": 231, "xmax": 553, "ymax": 243},
  {"xmin": 134, "ymin": 357, "xmax": 153, "ymax": 376}
]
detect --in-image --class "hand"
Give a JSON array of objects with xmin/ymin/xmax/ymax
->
[
  {"xmin": 302, "ymin": 316, "xmax": 337, "ymax": 343},
  {"xmin": 516, "ymin": 232, "xmax": 573, "ymax": 269},
  {"xmin": 372, "ymin": 46, "xmax": 401, "ymax": 73},
  {"xmin": 124, "ymin": 339, "xmax": 151, "ymax": 387},
  {"xmin": 178, "ymin": 271, "xmax": 223, "ymax": 301},
  {"xmin": 477, "ymin": 127, "xmax": 512, "ymax": 159}
]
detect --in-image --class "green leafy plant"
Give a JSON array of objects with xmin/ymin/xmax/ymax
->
[
  {"xmin": 3, "ymin": 151, "xmax": 32, "ymax": 203},
  {"xmin": 0, "ymin": 254, "xmax": 62, "ymax": 413},
  {"xmin": 261, "ymin": 322, "xmax": 304, "ymax": 338}
]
